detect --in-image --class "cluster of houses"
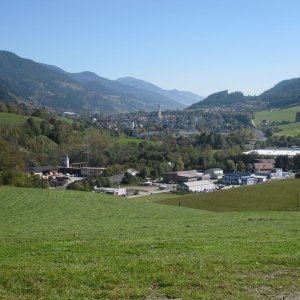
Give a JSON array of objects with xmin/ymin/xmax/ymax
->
[
  {"xmin": 161, "ymin": 159, "xmax": 291, "ymax": 192},
  {"xmin": 28, "ymin": 154, "xmax": 292, "ymax": 195}
]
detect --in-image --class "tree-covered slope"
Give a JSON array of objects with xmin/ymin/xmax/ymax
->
[
  {"xmin": 260, "ymin": 77, "xmax": 300, "ymax": 108},
  {"xmin": 188, "ymin": 90, "xmax": 248, "ymax": 108},
  {"xmin": 0, "ymin": 51, "xmax": 184, "ymax": 113},
  {"xmin": 116, "ymin": 76, "xmax": 204, "ymax": 106}
]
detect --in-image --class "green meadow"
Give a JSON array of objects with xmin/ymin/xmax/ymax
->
[
  {"xmin": 0, "ymin": 182, "xmax": 300, "ymax": 299},
  {"xmin": 254, "ymin": 105, "xmax": 300, "ymax": 124},
  {"xmin": 0, "ymin": 112, "xmax": 42, "ymax": 126},
  {"xmin": 254, "ymin": 106, "xmax": 300, "ymax": 136},
  {"xmin": 158, "ymin": 179, "xmax": 300, "ymax": 212}
]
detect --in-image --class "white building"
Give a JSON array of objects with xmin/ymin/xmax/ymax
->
[
  {"xmin": 93, "ymin": 186, "xmax": 126, "ymax": 196},
  {"xmin": 177, "ymin": 180, "xmax": 215, "ymax": 192},
  {"xmin": 205, "ymin": 168, "xmax": 224, "ymax": 180},
  {"xmin": 244, "ymin": 148, "xmax": 300, "ymax": 157}
]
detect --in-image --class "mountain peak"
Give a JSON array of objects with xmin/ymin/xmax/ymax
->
[{"xmin": 116, "ymin": 77, "xmax": 203, "ymax": 106}]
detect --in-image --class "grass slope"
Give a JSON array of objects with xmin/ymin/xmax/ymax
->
[
  {"xmin": 0, "ymin": 112, "xmax": 42, "ymax": 126},
  {"xmin": 254, "ymin": 105, "xmax": 300, "ymax": 136},
  {"xmin": 0, "ymin": 185, "xmax": 300, "ymax": 299},
  {"xmin": 158, "ymin": 180, "xmax": 300, "ymax": 212},
  {"xmin": 254, "ymin": 105, "xmax": 300, "ymax": 124}
]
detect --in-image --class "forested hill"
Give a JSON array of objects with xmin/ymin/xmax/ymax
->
[
  {"xmin": 260, "ymin": 77, "xmax": 300, "ymax": 108},
  {"xmin": 0, "ymin": 51, "xmax": 185, "ymax": 113},
  {"xmin": 116, "ymin": 77, "xmax": 204, "ymax": 106},
  {"xmin": 188, "ymin": 77, "xmax": 300, "ymax": 110},
  {"xmin": 188, "ymin": 90, "xmax": 249, "ymax": 109}
]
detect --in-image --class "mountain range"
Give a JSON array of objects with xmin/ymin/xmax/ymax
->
[
  {"xmin": 1, "ymin": 50, "xmax": 300, "ymax": 113},
  {"xmin": 188, "ymin": 79, "xmax": 300, "ymax": 109},
  {"xmin": 0, "ymin": 51, "xmax": 203, "ymax": 114}
]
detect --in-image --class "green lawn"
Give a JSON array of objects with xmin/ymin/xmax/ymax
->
[
  {"xmin": 158, "ymin": 179, "xmax": 300, "ymax": 212},
  {"xmin": 254, "ymin": 106, "xmax": 300, "ymax": 136},
  {"xmin": 0, "ymin": 184, "xmax": 300, "ymax": 299},
  {"xmin": 273, "ymin": 122, "xmax": 300, "ymax": 136},
  {"xmin": 0, "ymin": 112, "xmax": 41, "ymax": 126},
  {"xmin": 254, "ymin": 105, "xmax": 300, "ymax": 124}
]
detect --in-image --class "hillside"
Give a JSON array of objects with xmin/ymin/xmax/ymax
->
[
  {"xmin": 254, "ymin": 105, "xmax": 300, "ymax": 136},
  {"xmin": 260, "ymin": 77, "xmax": 300, "ymax": 108},
  {"xmin": 188, "ymin": 77, "xmax": 300, "ymax": 110},
  {"xmin": 188, "ymin": 90, "xmax": 249, "ymax": 109},
  {"xmin": 158, "ymin": 179, "xmax": 300, "ymax": 211},
  {"xmin": 0, "ymin": 185, "xmax": 299, "ymax": 299},
  {"xmin": 0, "ymin": 51, "xmax": 184, "ymax": 114},
  {"xmin": 117, "ymin": 76, "xmax": 204, "ymax": 106}
]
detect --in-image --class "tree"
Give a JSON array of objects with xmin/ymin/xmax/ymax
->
[
  {"xmin": 121, "ymin": 172, "xmax": 134, "ymax": 184},
  {"xmin": 173, "ymin": 156, "xmax": 184, "ymax": 171},
  {"xmin": 139, "ymin": 166, "xmax": 150, "ymax": 179},
  {"xmin": 225, "ymin": 159, "xmax": 235, "ymax": 173},
  {"xmin": 236, "ymin": 160, "xmax": 246, "ymax": 172}
]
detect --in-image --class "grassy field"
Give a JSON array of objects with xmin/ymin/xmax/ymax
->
[
  {"xmin": 158, "ymin": 179, "xmax": 300, "ymax": 212},
  {"xmin": 254, "ymin": 105, "xmax": 300, "ymax": 124},
  {"xmin": 254, "ymin": 106, "xmax": 300, "ymax": 136},
  {"xmin": 272, "ymin": 122, "xmax": 300, "ymax": 137},
  {"xmin": 0, "ymin": 184, "xmax": 300, "ymax": 299},
  {"xmin": 0, "ymin": 112, "xmax": 41, "ymax": 126}
]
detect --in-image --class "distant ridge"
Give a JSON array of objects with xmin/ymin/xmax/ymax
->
[
  {"xmin": 0, "ymin": 50, "xmax": 189, "ymax": 113},
  {"xmin": 187, "ymin": 77, "xmax": 300, "ymax": 109},
  {"xmin": 116, "ymin": 77, "xmax": 204, "ymax": 106}
]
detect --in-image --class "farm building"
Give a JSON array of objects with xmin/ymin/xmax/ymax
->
[
  {"xmin": 28, "ymin": 166, "xmax": 58, "ymax": 177},
  {"xmin": 93, "ymin": 186, "xmax": 126, "ymax": 196},
  {"xmin": 205, "ymin": 168, "xmax": 224, "ymax": 180},
  {"xmin": 251, "ymin": 174, "xmax": 268, "ymax": 183},
  {"xmin": 222, "ymin": 172, "xmax": 256, "ymax": 186},
  {"xmin": 81, "ymin": 167, "xmax": 106, "ymax": 177},
  {"xmin": 177, "ymin": 180, "xmax": 215, "ymax": 192},
  {"xmin": 255, "ymin": 168, "xmax": 283, "ymax": 180},
  {"xmin": 163, "ymin": 170, "xmax": 199, "ymax": 184},
  {"xmin": 254, "ymin": 162, "xmax": 274, "ymax": 172}
]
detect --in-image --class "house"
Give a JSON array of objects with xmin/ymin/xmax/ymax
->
[
  {"xmin": 81, "ymin": 167, "xmax": 106, "ymax": 177},
  {"xmin": 222, "ymin": 172, "xmax": 256, "ymax": 186},
  {"xmin": 197, "ymin": 172, "xmax": 211, "ymax": 181},
  {"xmin": 93, "ymin": 186, "xmax": 126, "ymax": 196},
  {"xmin": 177, "ymin": 180, "xmax": 215, "ymax": 192},
  {"xmin": 28, "ymin": 166, "xmax": 58, "ymax": 177},
  {"xmin": 255, "ymin": 168, "xmax": 283, "ymax": 180},
  {"xmin": 254, "ymin": 162, "xmax": 274, "ymax": 173},
  {"xmin": 205, "ymin": 168, "xmax": 224, "ymax": 180},
  {"xmin": 162, "ymin": 170, "xmax": 198, "ymax": 184},
  {"xmin": 251, "ymin": 174, "xmax": 267, "ymax": 183}
]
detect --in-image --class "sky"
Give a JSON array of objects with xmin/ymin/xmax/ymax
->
[{"xmin": 0, "ymin": 0, "xmax": 300, "ymax": 97}]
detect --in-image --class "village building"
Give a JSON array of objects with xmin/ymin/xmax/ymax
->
[
  {"xmin": 177, "ymin": 180, "xmax": 215, "ymax": 192},
  {"xmin": 93, "ymin": 186, "xmax": 126, "ymax": 196},
  {"xmin": 205, "ymin": 168, "xmax": 224, "ymax": 180},
  {"xmin": 163, "ymin": 170, "xmax": 199, "ymax": 184},
  {"xmin": 222, "ymin": 172, "xmax": 256, "ymax": 186},
  {"xmin": 81, "ymin": 167, "xmax": 106, "ymax": 177}
]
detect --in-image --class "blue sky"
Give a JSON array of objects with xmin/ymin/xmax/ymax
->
[{"xmin": 0, "ymin": 0, "xmax": 300, "ymax": 97}]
